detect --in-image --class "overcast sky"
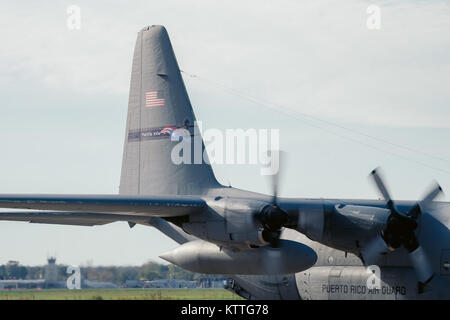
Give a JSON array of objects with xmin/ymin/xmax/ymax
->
[{"xmin": 0, "ymin": 0, "xmax": 450, "ymax": 266}]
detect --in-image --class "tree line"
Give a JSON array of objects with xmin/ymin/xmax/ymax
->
[{"xmin": 0, "ymin": 260, "xmax": 221, "ymax": 285}]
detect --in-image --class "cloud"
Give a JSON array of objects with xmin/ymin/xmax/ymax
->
[{"xmin": 1, "ymin": 1, "xmax": 449, "ymax": 127}]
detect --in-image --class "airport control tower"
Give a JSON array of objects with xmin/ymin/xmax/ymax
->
[{"xmin": 44, "ymin": 257, "xmax": 58, "ymax": 285}]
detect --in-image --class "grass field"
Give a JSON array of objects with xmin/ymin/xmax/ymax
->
[{"xmin": 0, "ymin": 288, "xmax": 243, "ymax": 300}]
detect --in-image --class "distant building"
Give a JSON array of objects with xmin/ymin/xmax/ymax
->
[
  {"xmin": 0, "ymin": 279, "xmax": 45, "ymax": 290},
  {"xmin": 0, "ymin": 258, "xmax": 117, "ymax": 290},
  {"xmin": 82, "ymin": 280, "xmax": 117, "ymax": 289},
  {"xmin": 44, "ymin": 257, "xmax": 58, "ymax": 286},
  {"xmin": 147, "ymin": 279, "xmax": 196, "ymax": 288},
  {"xmin": 125, "ymin": 279, "xmax": 196, "ymax": 288},
  {"xmin": 0, "ymin": 258, "xmax": 57, "ymax": 289},
  {"xmin": 197, "ymin": 277, "xmax": 228, "ymax": 288},
  {"xmin": 124, "ymin": 277, "xmax": 227, "ymax": 289}
]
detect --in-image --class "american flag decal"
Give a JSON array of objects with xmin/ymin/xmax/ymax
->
[{"xmin": 145, "ymin": 91, "xmax": 165, "ymax": 108}]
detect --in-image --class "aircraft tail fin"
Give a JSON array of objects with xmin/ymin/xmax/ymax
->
[{"xmin": 119, "ymin": 25, "xmax": 221, "ymax": 196}]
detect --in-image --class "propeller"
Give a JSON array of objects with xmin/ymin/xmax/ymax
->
[
  {"xmin": 363, "ymin": 167, "xmax": 443, "ymax": 284},
  {"xmin": 257, "ymin": 150, "xmax": 289, "ymax": 248}
]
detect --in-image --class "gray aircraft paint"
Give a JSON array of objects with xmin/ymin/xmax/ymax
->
[
  {"xmin": 119, "ymin": 25, "xmax": 220, "ymax": 196},
  {"xmin": 0, "ymin": 25, "xmax": 449, "ymax": 299}
]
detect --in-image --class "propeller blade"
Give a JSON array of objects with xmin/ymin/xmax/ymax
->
[
  {"xmin": 420, "ymin": 181, "xmax": 443, "ymax": 212},
  {"xmin": 409, "ymin": 245, "xmax": 434, "ymax": 284},
  {"xmin": 364, "ymin": 167, "xmax": 441, "ymax": 290},
  {"xmin": 267, "ymin": 150, "xmax": 285, "ymax": 204},
  {"xmin": 408, "ymin": 182, "xmax": 443, "ymax": 219},
  {"xmin": 369, "ymin": 167, "xmax": 392, "ymax": 201},
  {"xmin": 361, "ymin": 236, "xmax": 389, "ymax": 266},
  {"xmin": 261, "ymin": 229, "xmax": 282, "ymax": 248},
  {"xmin": 258, "ymin": 151, "xmax": 288, "ymax": 248},
  {"xmin": 271, "ymin": 176, "xmax": 278, "ymax": 205}
]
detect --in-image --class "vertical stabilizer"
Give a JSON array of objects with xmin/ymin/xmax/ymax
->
[{"xmin": 120, "ymin": 25, "xmax": 221, "ymax": 196}]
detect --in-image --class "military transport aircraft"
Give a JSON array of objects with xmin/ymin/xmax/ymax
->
[{"xmin": 0, "ymin": 25, "xmax": 449, "ymax": 300}]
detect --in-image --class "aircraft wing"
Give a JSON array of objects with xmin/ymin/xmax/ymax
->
[
  {"xmin": 0, "ymin": 194, "xmax": 205, "ymax": 226},
  {"xmin": 0, "ymin": 211, "xmax": 154, "ymax": 226}
]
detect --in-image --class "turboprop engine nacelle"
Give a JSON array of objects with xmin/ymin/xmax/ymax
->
[{"xmin": 159, "ymin": 239, "xmax": 317, "ymax": 275}]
